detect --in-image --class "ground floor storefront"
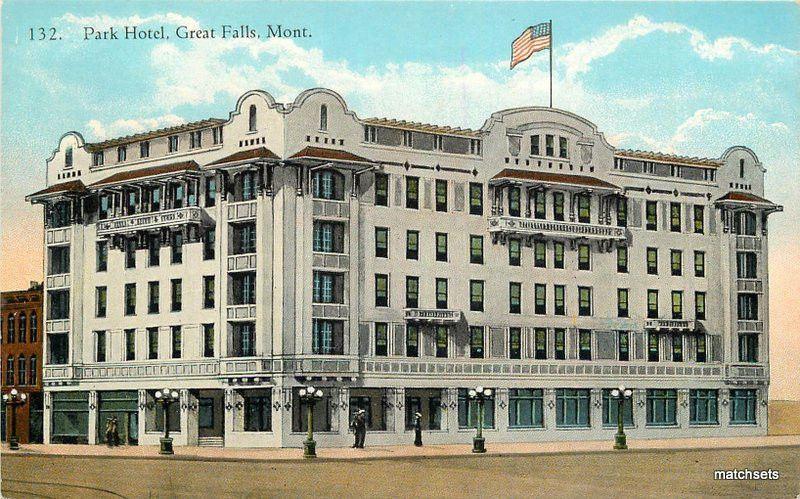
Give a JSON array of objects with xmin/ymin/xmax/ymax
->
[
  {"xmin": 2, "ymin": 392, "xmax": 44, "ymax": 444},
  {"xmin": 41, "ymin": 380, "xmax": 768, "ymax": 447}
]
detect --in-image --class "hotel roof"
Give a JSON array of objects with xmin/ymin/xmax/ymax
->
[
  {"xmin": 90, "ymin": 161, "xmax": 200, "ymax": 188},
  {"xmin": 26, "ymin": 180, "xmax": 87, "ymax": 200},
  {"xmin": 362, "ymin": 118, "xmax": 481, "ymax": 138},
  {"xmin": 289, "ymin": 146, "xmax": 373, "ymax": 165},
  {"xmin": 207, "ymin": 147, "xmax": 281, "ymax": 166},
  {"xmin": 85, "ymin": 118, "xmax": 226, "ymax": 152},
  {"xmin": 614, "ymin": 149, "xmax": 723, "ymax": 168},
  {"xmin": 491, "ymin": 168, "xmax": 621, "ymax": 191},
  {"xmin": 716, "ymin": 191, "xmax": 778, "ymax": 206}
]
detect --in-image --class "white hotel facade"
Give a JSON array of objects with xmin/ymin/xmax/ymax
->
[{"xmin": 27, "ymin": 88, "xmax": 781, "ymax": 447}]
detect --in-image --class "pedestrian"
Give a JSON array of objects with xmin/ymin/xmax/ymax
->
[
  {"xmin": 105, "ymin": 417, "xmax": 114, "ymax": 447},
  {"xmin": 111, "ymin": 416, "xmax": 120, "ymax": 446},
  {"xmin": 413, "ymin": 412, "xmax": 423, "ymax": 447},
  {"xmin": 351, "ymin": 409, "xmax": 367, "ymax": 448}
]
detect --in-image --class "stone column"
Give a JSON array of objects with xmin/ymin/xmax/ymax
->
[
  {"xmin": 445, "ymin": 388, "xmax": 459, "ymax": 434},
  {"xmin": 495, "ymin": 388, "xmax": 509, "ymax": 433},
  {"xmin": 88, "ymin": 390, "xmax": 98, "ymax": 444},
  {"xmin": 718, "ymin": 388, "xmax": 731, "ymax": 428},
  {"xmin": 392, "ymin": 387, "xmax": 405, "ymax": 436},
  {"xmin": 633, "ymin": 388, "xmax": 648, "ymax": 430},
  {"xmin": 590, "ymin": 388, "xmax": 603, "ymax": 430},
  {"xmin": 223, "ymin": 388, "xmax": 235, "ymax": 444},
  {"xmin": 677, "ymin": 388, "xmax": 690, "ymax": 429},
  {"xmin": 544, "ymin": 388, "xmax": 557, "ymax": 429},
  {"xmin": 137, "ymin": 390, "xmax": 147, "ymax": 443},
  {"xmin": 43, "ymin": 391, "xmax": 52, "ymax": 444}
]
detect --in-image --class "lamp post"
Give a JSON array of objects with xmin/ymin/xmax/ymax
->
[
  {"xmin": 154, "ymin": 388, "xmax": 179, "ymax": 455},
  {"xmin": 299, "ymin": 385, "xmax": 323, "ymax": 458},
  {"xmin": 3, "ymin": 389, "xmax": 28, "ymax": 450},
  {"xmin": 468, "ymin": 386, "xmax": 492, "ymax": 454},
  {"xmin": 611, "ymin": 385, "xmax": 633, "ymax": 450}
]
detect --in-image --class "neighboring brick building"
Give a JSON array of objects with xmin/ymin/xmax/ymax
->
[{"xmin": 2, "ymin": 282, "xmax": 44, "ymax": 444}]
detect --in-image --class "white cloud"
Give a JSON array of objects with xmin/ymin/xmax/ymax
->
[
  {"xmin": 86, "ymin": 114, "xmax": 186, "ymax": 141},
  {"xmin": 59, "ymin": 12, "xmax": 200, "ymax": 31}
]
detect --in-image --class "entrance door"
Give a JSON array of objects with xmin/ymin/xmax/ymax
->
[{"xmin": 196, "ymin": 390, "xmax": 224, "ymax": 439}]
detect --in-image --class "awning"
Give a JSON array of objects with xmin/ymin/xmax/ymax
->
[
  {"xmin": 490, "ymin": 168, "xmax": 621, "ymax": 192},
  {"xmin": 26, "ymin": 180, "xmax": 87, "ymax": 202},
  {"xmin": 288, "ymin": 146, "xmax": 374, "ymax": 166},
  {"xmin": 89, "ymin": 161, "xmax": 200, "ymax": 189},
  {"xmin": 206, "ymin": 147, "xmax": 280, "ymax": 168}
]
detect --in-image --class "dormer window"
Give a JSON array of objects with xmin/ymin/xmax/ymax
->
[
  {"xmin": 320, "ymin": 104, "xmax": 328, "ymax": 131},
  {"xmin": 140, "ymin": 141, "xmax": 150, "ymax": 158},
  {"xmin": 248, "ymin": 104, "xmax": 257, "ymax": 132},
  {"xmin": 434, "ymin": 135, "xmax": 443, "ymax": 151},
  {"xmin": 65, "ymin": 147, "xmax": 73, "ymax": 168},
  {"xmin": 470, "ymin": 139, "xmax": 482, "ymax": 155},
  {"xmin": 212, "ymin": 126, "xmax": 224, "ymax": 145},
  {"xmin": 117, "ymin": 146, "xmax": 127, "ymax": 162},
  {"xmin": 190, "ymin": 130, "xmax": 202, "ymax": 149},
  {"xmin": 92, "ymin": 151, "xmax": 104, "ymax": 167},
  {"xmin": 168, "ymin": 135, "xmax": 179, "ymax": 153},
  {"xmin": 402, "ymin": 130, "xmax": 413, "ymax": 148},
  {"xmin": 739, "ymin": 159, "xmax": 745, "ymax": 178},
  {"xmin": 559, "ymin": 137, "xmax": 568, "ymax": 159},
  {"xmin": 364, "ymin": 125, "xmax": 378, "ymax": 143}
]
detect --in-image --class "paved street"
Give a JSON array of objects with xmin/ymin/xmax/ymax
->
[{"xmin": 2, "ymin": 446, "xmax": 799, "ymax": 498}]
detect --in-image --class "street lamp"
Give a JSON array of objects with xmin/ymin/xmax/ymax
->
[
  {"xmin": 2, "ymin": 389, "xmax": 28, "ymax": 450},
  {"xmin": 154, "ymin": 388, "xmax": 179, "ymax": 455},
  {"xmin": 299, "ymin": 385, "xmax": 324, "ymax": 458},
  {"xmin": 610, "ymin": 385, "xmax": 633, "ymax": 450},
  {"xmin": 468, "ymin": 386, "xmax": 492, "ymax": 454}
]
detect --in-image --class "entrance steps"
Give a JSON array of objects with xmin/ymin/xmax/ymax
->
[{"xmin": 197, "ymin": 436, "xmax": 224, "ymax": 447}]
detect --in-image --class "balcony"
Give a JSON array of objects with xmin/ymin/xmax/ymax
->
[
  {"xmin": 488, "ymin": 216, "xmax": 626, "ymax": 242},
  {"xmin": 46, "ymin": 319, "xmax": 70, "ymax": 333},
  {"xmin": 644, "ymin": 319, "xmax": 697, "ymax": 332},
  {"xmin": 75, "ymin": 359, "xmax": 220, "ymax": 380},
  {"xmin": 404, "ymin": 308, "xmax": 462, "ymax": 325},
  {"xmin": 96, "ymin": 206, "xmax": 211, "ymax": 236}
]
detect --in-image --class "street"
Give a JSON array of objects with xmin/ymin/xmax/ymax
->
[{"xmin": 2, "ymin": 446, "xmax": 798, "ymax": 498}]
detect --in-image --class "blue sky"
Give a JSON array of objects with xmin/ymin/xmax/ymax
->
[{"xmin": 1, "ymin": 2, "xmax": 799, "ymax": 396}]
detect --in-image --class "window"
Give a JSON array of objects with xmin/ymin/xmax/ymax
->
[
  {"xmin": 406, "ymin": 276, "xmax": 419, "ymax": 308},
  {"xmin": 534, "ymin": 284, "xmax": 545, "ymax": 315},
  {"xmin": 319, "ymin": 104, "xmax": 328, "ymax": 131},
  {"xmin": 554, "ymin": 328, "xmax": 566, "ymax": 360},
  {"xmin": 739, "ymin": 334, "xmax": 758, "ymax": 363},
  {"xmin": 470, "ymin": 139, "xmax": 482, "ymax": 155},
  {"xmin": 509, "ymin": 327, "xmax": 522, "ymax": 359},
  {"xmin": 435, "ymin": 179, "xmax": 448, "ymax": 212},
  {"xmin": 559, "ymin": 137, "xmax": 568, "ymax": 158},
  {"xmin": 313, "ymin": 272, "xmax": 343, "ymax": 304},
  {"xmin": 312, "ymin": 170, "xmax": 345, "ymax": 200},
  {"xmin": 92, "ymin": 151, "xmax": 104, "ymax": 166},
  {"xmin": 435, "ymin": 233, "xmax": 448, "ymax": 262},
  {"xmin": 508, "ymin": 187, "xmax": 521, "ymax": 217},
  {"xmin": 618, "ymin": 288, "xmax": 629, "ymax": 318},
  {"xmin": 139, "ymin": 140, "xmax": 150, "ymax": 158},
  {"xmin": 197, "ymin": 398, "xmax": 214, "ymax": 430},
  {"xmin": 171, "ymin": 326, "xmax": 182, "ymax": 359},
  {"xmin": 18, "ymin": 314, "xmax": 26, "ymax": 343},
  {"xmin": 508, "ymin": 239, "xmax": 521, "ymax": 266},
  {"xmin": 124, "ymin": 283, "xmax": 136, "ymax": 316},
  {"xmin": 737, "ymin": 293, "xmax": 758, "ymax": 320},
  {"xmin": 364, "ymin": 125, "xmax": 378, "ymax": 143},
  {"xmin": 646, "ymin": 201, "xmax": 658, "ymax": 231},
  {"xmin": 125, "ymin": 329, "xmax": 136, "ymax": 361},
  {"xmin": 534, "ymin": 328, "xmax": 547, "ymax": 359},
  {"xmin": 48, "ymin": 334, "xmax": 68, "ymax": 364},
  {"xmin": 577, "ymin": 195, "xmax": 590, "ymax": 223},
  {"xmin": 509, "ymin": 282, "xmax": 522, "ymax": 314},
  {"xmin": 402, "ymin": 130, "xmax": 413, "ymax": 147},
  {"xmin": 124, "ymin": 238, "xmax": 136, "ymax": 269},
  {"xmin": 671, "ymin": 334, "xmax": 683, "ymax": 362},
  {"xmin": 212, "ymin": 126, "xmax": 223, "ymax": 145},
  {"xmin": 406, "ymin": 325, "xmax": 419, "ymax": 357},
  {"xmin": 48, "ymin": 290, "xmax": 70, "ymax": 320},
  {"xmin": 556, "ymin": 389, "xmax": 590, "ymax": 427},
  {"xmin": 647, "ymin": 290, "xmax": 659, "ymax": 319},
  {"xmin": 647, "ymin": 247, "xmax": 658, "ymax": 275},
  {"xmin": 554, "ymin": 285, "xmax": 565, "ymax": 315},
  {"xmin": 553, "ymin": 241, "xmax": 564, "ymax": 269},
  {"xmin": 579, "ymin": 330, "xmax": 592, "ymax": 360},
  {"xmin": 670, "ymin": 202, "xmax": 681, "ymax": 232},
  {"xmin": 436, "ymin": 278, "xmax": 448, "ymax": 309},
  {"xmin": 203, "ymin": 324, "xmax": 214, "ymax": 358},
  {"xmin": 534, "ymin": 241, "xmax": 546, "ymax": 267},
  {"xmin": 696, "ymin": 334, "xmax": 707, "ymax": 362},
  {"xmin": 468, "ymin": 235, "xmax": 484, "ymax": 264},
  {"xmin": 435, "ymin": 326, "xmax": 448, "ymax": 358},
  {"xmin": 618, "ymin": 331, "xmax": 630, "ymax": 361},
  {"xmin": 693, "ymin": 205, "xmax": 705, "ymax": 234},
  {"xmin": 234, "ymin": 322, "xmax": 257, "ymax": 356},
  {"xmin": 96, "ymin": 331, "xmax": 107, "ymax": 362},
  {"xmin": 471, "ymin": 280, "xmax": 485, "ymax": 312},
  {"xmin": 469, "ymin": 183, "xmax": 483, "ymax": 215},
  {"xmin": 406, "ymin": 230, "xmax": 419, "ymax": 260},
  {"xmin": 578, "ymin": 244, "xmax": 590, "ymax": 270},
  {"xmin": 189, "ymin": 130, "xmax": 202, "ymax": 149},
  {"xmin": 406, "ymin": 176, "xmax": 419, "ymax": 209},
  {"xmin": 602, "ymin": 389, "xmax": 634, "ymax": 427},
  {"xmin": 244, "ymin": 394, "xmax": 272, "ymax": 432},
  {"xmin": 6, "ymin": 355, "xmax": 13, "ymax": 384},
  {"xmin": 171, "ymin": 279, "xmax": 182, "ymax": 312},
  {"xmin": 689, "ymin": 390, "xmax": 718, "ymax": 425},
  {"xmin": 144, "ymin": 235, "xmax": 159, "ymax": 267},
  {"xmin": 730, "ymin": 389, "xmax": 757, "ymax": 425},
  {"xmin": 375, "ymin": 323, "xmax": 388, "ymax": 356},
  {"xmin": 458, "ymin": 388, "xmax": 494, "ymax": 429},
  {"xmin": 553, "ymin": 192, "xmax": 565, "ymax": 221},
  {"xmin": 171, "ymin": 232, "xmax": 183, "ymax": 264},
  {"xmin": 533, "ymin": 190, "xmax": 546, "ymax": 219},
  {"xmin": 469, "ymin": 326, "xmax": 484, "ymax": 358},
  {"xmin": 30, "ymin": 313, "xmax": 38, "ymax": 342},
  {"xmin": 375, "ymin": 227, "xmax": 389, "ymax": 258},
  {"xmin": 648, "ymin": 332, "xmax": 660, "ymax": 362},
  {"xmin": 695, "ymin": 292, "xmax": 706, "ymax": 320},
  {"xmin": 248, "ymin": 104, "xmax": 257, "ymax": 131},
  {"xmin": 509, "ymin": 389, "xmax": 544, "ymax": 428},
  {"xmin": 375, "ymin": 173, "xmax": 389, "ymax": 206},
  {"xmin": 578, "ymin": 287, "xmax": 592, "ymax": 316},
  {"xmin": 49, "ymin": 246, "xmax": 70, "ymax": 275},
  {"xmin": 65, "ymin": 147, "xmax": 73, "ymax": 167},
  {"xmin": 671, "ymin": 250, "xmax": 682, "ymax": 276},
  {"xmin": 673, "ymin": 290, "xmax": 684, "ymax": 321},
  {"xmin": 202, "ymin": 276, "xmax": 215, "ymax": 309},
  {"xmin": 617, "ymin": 199, "xmax": 628, "ymax": 227},
  {"xmin": 17, "ymin": 355, "xmax": 26, "ymax": 385},
  {"xmin": 96, "ymin": 242, "xmax": 108, "ymax": 272},
  {"xmin": 737, "ymin": 252, "xmax": 757, "ymax": 279},
  {"xmin": 147, "ymin": 281, "xmax": 159, "ymax": 314},
  {"xmin": 530, "ymin": 134, "xmax": 540, "ymax": 155},
  {"xmin": 646, "ymin": 389, "xmax": 677, "ymax": 426},
  {"xmin": 545, "ymin": 134, "xmax": 554, "ymax": 156},
  {"xmin": 168, "ymin": 135, "xmax": 179, "ymax": 153},
  {"xmin": 375, "ymin": 274, "xmax": 389, "ymax": 307},
  {"xmin": 95, "ymin": 286, "xmax": 107, "ymax": 318},
  {"xmin": 29, "ymin": 356, "xmax": 37, "ymax": 385},
  {"xmin": 231, "ymin": 223, "xmax": 257, "ymax": 255},
  {"xmin": 148, "ymin": 328, "xmax": 159, "ymax": 359},
  {"xmin": 694, "ymin": 251, "xmax": 705, "ymax": 277}
]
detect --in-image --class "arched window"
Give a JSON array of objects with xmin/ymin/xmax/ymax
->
[
  {"xmin": 320, "ymin": 104, "xmax": 328, "ymax": 131},
  {"xmin": 18, "ymin": 355, "xmax": 26, "ymax": 385},
  {"xmin": 739, "ymin": 159, "xmax": 745, "ymax": 178},
  {"xmin": 19, "ymin": 313, "xmax": 26, "ymax": 343},
  {"xmin": 735, "ymin": 211, "xmax": 757, "ymax": 236},
  {"xmin": 29, "ymin": 355, "xmax": 37, "ymax": 386},
  {"xmin": 30, "ymin": 312, "xmax": 38, "ymax": 342},
  {"xmin": 65, "ymin": 147, "xmax": 73, "ymax": 168},
  {"xmin": 248, "ymin": 104, "xmax": 257, "ymax": 132},
  {"xmin": 6, "ymin": 314, "xmax": 15, "ymax": 343},
  {"xmin": 6, "ymin": 355, "xmax": 13, "ymax": 385},
  {"xmin": 312, "ymin": 170, "xmax": 346, "ymax": 201}
]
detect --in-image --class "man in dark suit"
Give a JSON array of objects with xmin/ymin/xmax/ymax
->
[{"xmin": 351, "ymin": 409, "xmax": 367, "ymax": 448}]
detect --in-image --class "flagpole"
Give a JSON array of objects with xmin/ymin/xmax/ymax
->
[{"xmin": 549, "ymin": 19, "xmax": 553, "ymax": 108}]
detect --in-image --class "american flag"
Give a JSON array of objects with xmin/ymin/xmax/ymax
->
[{"xmin": 510, "ymin": 22, "xmax": 551, "ymax": 69}]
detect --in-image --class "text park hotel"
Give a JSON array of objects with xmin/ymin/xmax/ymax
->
[{"xmin": 26, "ymin": 88, "xmax": 780, "ymax": 447}]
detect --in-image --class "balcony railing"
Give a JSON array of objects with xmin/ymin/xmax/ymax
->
[
  {"xmin": 644, "ymin": 319, "xmax": 697, "ymax": 332},
  {"xmin": 227, "ymin": 304, "xmax": 257, "ymax": 320},
  {"xmin": 488, "ymin": 216, "xmax": 626, "ymax": 241},
  {"xmin": 736, "ymin": 235, "xmax": 762, "ymax": 251},
  {"xmin": 736, "ymin": 279, "xmax": 764, "ymax": 293},
  {"xmin": 737, "ymin": 320, "xmax": 764, "ymax": 333},
  {"xmin": 312, "ymin": 252, "xmax": 350, "ymax": 270},
  {"xmin": 45, "ymin": 273, "xmax": 71, "ymax": 289},
  {"xmin": 312, "ymin": 200, "xmax": 349, "ymax": 219},
  {"xmin": 228, "ymin": 253, "xmax": 257, "ymax": 272},
  {"xmin": 405, "ymin": 308, "xmax": 462, "ymax": 324},
  {"xmin": 96, "ymin": 206, "xmax": 210, "ymax": 236},
  {"xmin": 227, "ymin": 200, "xmax": 258, "ymax": 222}
]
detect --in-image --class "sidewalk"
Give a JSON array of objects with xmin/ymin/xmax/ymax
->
[{"xmin": 3, "ymin": 434, "xmax": 799, "ymax": 462}]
